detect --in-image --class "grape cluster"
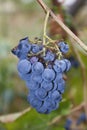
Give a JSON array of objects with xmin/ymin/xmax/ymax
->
[{"xmin": 12, "ymin": 37, "xmax": 71, "ymax": 114}]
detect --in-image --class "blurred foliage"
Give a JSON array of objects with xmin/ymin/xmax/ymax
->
[{"xmin": 0, "ymin": 0, "xmax": 87, "ymax": 130}]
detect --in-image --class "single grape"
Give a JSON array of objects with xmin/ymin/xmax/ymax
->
[
  {"xmin": 30, "ymin": 56, "xmax": 38, "ymax": 64},
  {"xmin": 68, "ymin": 56, "xmax": 79, "ymax": 68},
  {"xmin": 64, "ymin": 119, "xmax": 72, "ymax": 130},
  {"xmin": 17, "ymin": 59, "xmax": 31, "ymax": 74},
  {"xmin": 42, "ymin": 68, "xmax": 55, "ymax": 82},
  {"xmin": 32, "ymin": 62, "xmax": 44, "ymax": 75},
  {"xmin": 51, "ymin": 90, "xmax": 61, "ymax": 101},
  {"xmin": 36, "ymin": 102, "xmax": 48, "ymax": 114},
  {"xmin": 31, "ymin": 73, "xmax": 42, "ymax": 83},
  {"xmin": 76, "ymin": 113, "xmax": 87, "ymax": 125},
  {"xmin": 58, "ymin": 42, "xmax": 69, "ymax": 54},
  {"xmin": 45, "ymin": 97, "xmax": 59, "ymax": 111},
  {"xmin": 54, "ymin": 59, "xmax": 67, "ymax": 72},
  {"xmin": 44, "ymin": 50, "xmax": 55, "ymax": 62},
  {"xmin": 31, "ymin": 44, "xmax": 43, "ymax": 54},
  {"xmin": 35, "ymin": 87, "xmax": 48, "ymax": 101},
  {"xmin": 28, "ymin": 93, "xmax": 42, "ymax": 109},
  {"xmin": 64, "ymin": 59, "xmax": 71, "ymax": 71},
  {"xmin": 54, "ymin": 73, "xmax": 63, "ymax": 83},
  {"xmin": 26, "ymin": 80, "xmax": 39, "ymax": 90},
  {"xmin": 18, "ymin": 71, "xmax": 31, "ymax": 81},
  {"xmin": 41, "ymin": 80, "xmax": 53, "ymax": 91},
  {"xmin": 18, "ymin": 37, "xmax": 31, "ymax": 53},
  {"xmin": 57, "ymin": 79, "xmax": 65, "ymax": 94}
]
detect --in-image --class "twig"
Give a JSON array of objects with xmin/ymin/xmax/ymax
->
[
  {"xmin": 43, "ymin": 11, "xmax": 49, "ymax": 45},
  {"xmin": 48, "ymin": 102, "xmax": 84, "ymax": 126},
  {"xmin": 70, "ymin": 39, "xmax": 87, "ymax": 116},
  {"xmin": 37, "ymin": 0, "xmax": 87, "ymax": 53},
  {"xmin": 0, "ymin": 107, "xmax": 31, "ymax": 123}
]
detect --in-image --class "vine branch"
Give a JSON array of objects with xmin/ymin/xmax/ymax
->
[
  {"xmin": 0, "ymin": 107, "xmax": 31, "ymax": 123},
  {"xmin": 48, "ymin": 102, "xmax": 84, "ymax": 126},
  {"xmin": 37, "ymin": 0, "xmax": 87, "ymax": 53},
  {"xmin": 70, "ymin": 38, "xmax": 87, "ymax": 116}
]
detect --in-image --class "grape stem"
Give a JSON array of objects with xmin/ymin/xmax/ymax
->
[
  {"xmin": 43, "ymin": 11, "xmax": 49, "ymax": 46},
  {"xmin": 37, "ymin": 0, "xmax": 87, "ymax": 53},
  {"xmin": 43, "ymin": 9, "xmax": 62, "ymax": 59}
]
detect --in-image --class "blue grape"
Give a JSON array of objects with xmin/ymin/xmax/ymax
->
[
  {"xmin": 30, "ymin": 56, "xmax": 38, "ymax": 64},
  {"xmin": 54, "ymin": 73, "xmax": 63, "ymax": 83},
  {"xmin": 64, "ymin": 119, "xmax": 72, "ymax": 130},
  {"xmin": 26, "ymin": 80, "xmax": 39, "ymax": 90},
  {"xmin": 53, "ymin": 65, "xmax": 61, "ymax": 73},
  {"xmin": 68, "ymin": 56, "xmax": 79, "ymax": 68},
  {"xmin": 32, "ymin": 62, "xmax": 44, "ymax": 75},
  {"xmin": 42, "ymin": 68, "xmax": 55, "ymax": 82},
  {"xmin": 36, "ymin": 102, "xmax": 48, "ymax": 114},
  {"xmin": 58, "ymin": 42, "xmax": 69, "ymax": 54},
  {"xmin": 18, "ymin": 37, "xmax": 31, "ymax": 53},
  {"xmin": 12, "ymin": 37, "xmax": 32, "ymax": 60},
  {"xmin": 17, "ymin": 59, "xmax": 31, "ymax": 74},
  {"xmin": 51, "ymin": 90, "xmax": 61, "ymax": 101},
  {"xmin": 57, "ymin": 79, "xmax": 65, "ymax": 94},
  {"xmin": 35, "ymin": 88, "xmax": 48, "ymax": 101},
  {"xmin": 18, "ymin": 71, "xmax": 31, "ymax": 81},
  {"xmin": 28, "ymin": 93, "xmax": 42, "ymax": 109},
  {"xmin": 45, "ymin": 97, "xmax": 59, "ymax": 111},
  {"xmin": 64, "ymin": 59, "xmax": 71, "ymax": 71},
  {"xmin": 76, "ymin": 113, "xmax": 87, "ymax": 125},
  {"xmin": 41, "ymin": 81, "xmax": 53, "ymax": 91},
  {"xmin": 44, "ymin": 50, "xmax": 55, "ymax": 61},
  {"xmin": 31, "ymin": 73, "xmax": 42, "ymax": 83},
  {"xmin": 11, "ymin": 48, "xmax": 21, "ymax": 58},
  {"xmin": 47, "ymin": 63, "xmax": 52, "ymax": 69},
  {"xmin": 54, "ymin": 59, "xmax": 67, "ymax": 72},
  {"xmin": 31, "ymin": 44, "xmax": 43, "ymax": 54}
]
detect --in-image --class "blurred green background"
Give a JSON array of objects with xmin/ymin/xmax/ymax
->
[{"xmin": 0, "ymin": 0, "xmax": 87, "ymax": 130}]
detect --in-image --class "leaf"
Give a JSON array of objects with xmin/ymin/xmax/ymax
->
[{"xmin": 4, "ymin": 108, "xmax": 65, "ymax": 130}]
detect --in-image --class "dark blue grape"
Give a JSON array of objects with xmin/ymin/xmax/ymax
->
[
  {"xmin": 57, "ymin": 79, "xmax": 65, "ymax": 94},
  {"xmin": 45, "ymin": 97, "xmax": 59, "ymax": 111},
  {"xmin": 30, "ymin": 56, "xmax": 38, "ymax": 64},
  {"xmin": 32, "ymin": 62, "xmax": 44, "ymax": 75},
  {"xmin": 54, "ymin": 73, "xmax": 63, "ymax": 83},
  {"xmin": 18, "ymin": 71, "xmax": 31, "ymax": 81},
  {"xmin": 26, "ymin": 80, "xmax": 39, "ymax": 90},
  {"xmin": 36, "ymin": 102, "xmax": 48, "ymax": 114},
  {"xmin": 17, "ymin": 59, "xmax": 31, "ymax": 74},
  {"xmin": 54, "ymin": 59, "xmax": 67, "ymax": 72},
  {"xmin": 53, "ymin": 64, "xmax": 61, "ymax": 73},
  {"xmin": 42, "ymin": 68, "xmax": 55, "ymax": 82},
  {"xmin": 58, "ymin": 42, "xmax": 69, "ymax": 54},
  {"xmin": 31, "ymin": 73, "xmax": 42, "ymax": 83},
  {"xmin": 64, "ymin": 59, "xmax": 71, "ymax": 71},
  {"xmin": 64, "ymin": 119, "xmax": 72, "ymax": 130},
  {"xmin": 35, "ymin": 88, "xmax": 48, "ymax": 101},
  {"xmin": 51, "ymin": 90, "xmax": 61, "ymax": 101},
  {"xmin": 41, "ymin": 81, "xmax": 53, "ymax": 91},
  {"xmin": 68, "ymin": 56, "xmax": 79, "ymax": 68},
  {"xmin": 18, "ymin": 37, "xmax": 31, "ymax": 53},
  {"xmin": 44, "ymin": 50, "xmax": 55, "ymax": 62},
  {"xmin": 76, "ymin": 113, "xmax": 87, "ymax": 125},
  {"xmin": 28, "ymin": 93, "xmax": 42, "ymax": 109},
  {"xmin": 31, "ymin": 44, "xmax": 43, "ymax": 54},
  {"xmin": 11, "ymin": 48, "xmax": 21, "ymax": 58}
]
